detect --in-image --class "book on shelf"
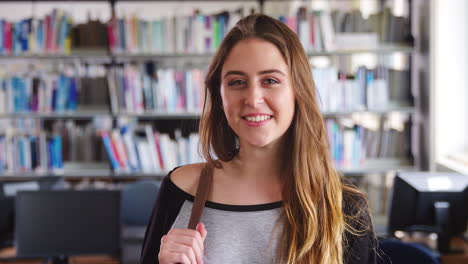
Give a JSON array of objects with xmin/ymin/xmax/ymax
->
[
  {"xmin": 72, "ymin": 19, "xmax": 107, "ymax": 50},
  {"xmin": 100, "ymin": 123, "xmax": 203, "ymax": 174},
  {"xmin": 76, "ymin": 63, "xmax": 111, "ymax": 111}
]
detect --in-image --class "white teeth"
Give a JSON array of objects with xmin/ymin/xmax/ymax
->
[{"xmin": 245, "ymin": 115, "xmax": 272, "ymax": 122}]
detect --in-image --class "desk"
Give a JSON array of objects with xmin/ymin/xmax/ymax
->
[
  {"xmin": 0, "ymin": 247, "xmax": 119, "ymax": 264},
  {"xmin": 441, "ymin": 237, "xmax": 468, "ymax": 264},
  {"xmin": 400, "ymin": 233, "xmax": 467, "ymax": 264},
  {"xmin": 2, "ymin": 238, "xmax": 464, "ymax": 264}
]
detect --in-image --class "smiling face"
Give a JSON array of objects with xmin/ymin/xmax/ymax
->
[{"xmin": 220, "ymin": 38, "xmax": 295, "ymax": 149}]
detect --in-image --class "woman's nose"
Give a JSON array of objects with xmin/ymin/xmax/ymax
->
[{"xmin": 244, "ymin": 86, "xmax": 264, "ymax": 107}]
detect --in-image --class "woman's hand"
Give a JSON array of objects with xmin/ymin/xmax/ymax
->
[{"xmin": 158, "ymin": 223, "xmax": 207, "ymax": 264}]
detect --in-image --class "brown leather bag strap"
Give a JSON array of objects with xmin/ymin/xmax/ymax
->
[{"xmin": 187, "ymin": 163, "xmax": 214, "ymax": 230}]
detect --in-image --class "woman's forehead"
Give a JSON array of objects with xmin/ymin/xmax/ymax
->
[{"xmin": 221, "ymin": 39, "xmax": 289, "ymax": 76}]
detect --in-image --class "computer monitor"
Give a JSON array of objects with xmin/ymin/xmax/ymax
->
[
  {"xmin": 0, "ymin": 196, "xmax": 14, "ymax": 249},
  {"xmin": 388, "ymin": 172, "xmax": 468, "ymax": 253},
  {"xmin": 15, "ymin": 190, "xmax": 121, "ymax": 264},
  {"xmin": 0, "ymin": 180, "xmax": 41, "ymax": 249}
]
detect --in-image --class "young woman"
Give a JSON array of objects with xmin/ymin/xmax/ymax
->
[{"xmin": 141, "ymin": 14, "xmax": 377, "ymax": 264}]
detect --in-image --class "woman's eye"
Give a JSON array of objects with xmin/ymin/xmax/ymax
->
[
  {"xmin": 228, "ymin": 79, "xmax": 246, "ymax": 86},
  {"xmin": 264, "ymin": 78, "xmax": 279, "ymax": 85}
]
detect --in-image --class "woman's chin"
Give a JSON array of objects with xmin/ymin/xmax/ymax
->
[{"xmin": 244, "ymin": 139, "xmax": 275, "ymax": 149}]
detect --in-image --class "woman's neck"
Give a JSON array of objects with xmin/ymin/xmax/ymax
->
[{"xmin": 225, "ymin": 139, "xmax": 286, "ymax": 183}]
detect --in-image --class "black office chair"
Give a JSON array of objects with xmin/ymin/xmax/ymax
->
[
  {"xmin": 120, "ymin": 180, "xmax": 160, "ymax": 264},
  {"xmin": 377, "ymin": 238, "xmax": 441, "ymax": 264}
]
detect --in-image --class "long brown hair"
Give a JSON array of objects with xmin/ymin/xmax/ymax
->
[{"xmin": 199, "ymin": 14, "xmax": 371, "ymax": 264}]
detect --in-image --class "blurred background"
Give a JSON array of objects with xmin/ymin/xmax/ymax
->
[{"xmin": 0, "ymin": 0, "xmax": 466, "ymax": 263}]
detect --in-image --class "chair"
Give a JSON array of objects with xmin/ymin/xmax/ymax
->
[
  {"xmin": 377, "ymin": 238, "xmax": 441, "ymax": 264},
  {"xmin": 120, "ymin": 180, "xmax": 160, "ymax": 264}
]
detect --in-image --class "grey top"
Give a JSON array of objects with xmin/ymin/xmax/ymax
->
[
  {"xmin": 141, "ymin": 167, "xmax": 378, "ymax": 264},
  {"xmin": 171, "ymin": 200, "xmax": 284, "ymax": 264}
]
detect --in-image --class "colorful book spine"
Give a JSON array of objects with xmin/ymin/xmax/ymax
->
[
  {"xmin": 0, "ymin": 20, "xmax": 4, "ymax": 54},
  {"xmin": 100, "ymin": 131, "xmax": 121, "ymax": 171},
  {"xmin": 4, "ymin": 21, "xmax": 12, "ymax": 54}
]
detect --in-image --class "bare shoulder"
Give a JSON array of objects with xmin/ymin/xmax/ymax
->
[{"xmin": 169, "ymin": 162, "xmax": 207, "ymax": 196}]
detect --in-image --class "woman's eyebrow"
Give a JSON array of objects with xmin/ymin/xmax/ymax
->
[
  {"xmin": 223, "ymin": 69, "xmax": 286, "ymax": 79},
  {"xmin": 223, "ymin": 70, "xmax": 246, "ymax": 78},
  {"xmin": 258, "ymin": 69, "xmax": 286, "ymax": 76}
]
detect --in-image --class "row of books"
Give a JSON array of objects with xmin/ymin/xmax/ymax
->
[
  {"xmin": 108, "ymin": 65, "xmax": 205, "ymax": 113},
  {"xmin": 108, "ymin": 11, "xmax": 240, "ymax": 54},
  {"xmin": 0, "ymin": 64, "xmax": 111, "ymax": 113},
  {"xmin": 281, "ymin": 8, "xmax": 336, "ymax": 52},
  {"xmin": 1, "ymin": 6, "xmax": 411, "ymax": 56},
  {"xmin": 0, "ymin": 113, "xmax": 411, "ymax": 175},
  {"xmin": 108, "ymin": 7, "xmax": 410, "ymax": 54},
  {"xmin": 313, "ymin": 65, "xmax": 403, "ymax": 112},
  {"xmin": 0, "ymin": 9, "xmax": 73, "ymax": 55},
  {"xmin": 0, "ymin": 74, "xmax": 79, "ymax": 113},
  {"xmin": 0, "ymin": 63, "xmax": 411, "ymax": 115},
  {"xmin": 100, "ymin": 116, "xmax": 411, "ymax": 173},
  {"xmin": 0, "ymin": 132, "xmax": 63, "ymax": 174},
  {"xmin": 53, "ymin": 120, "xmax": 108, "ymax": 163},
  {"xmin": 107, "ymin": 8, "xmax": 358, "ymax": 54},
  {"xmin": 101, "ymin": 125, "xmax": 202, "ymax": 173},
  {"xmin": 331, "ymin": 8, "xmax": 412, "ymax": 43},
  {"xmin": 278, "ymin": 6, "xmax": 412, "ymax": 52},
  {"xmin": 326, "ymin": 116, "xmax": 411, "ymax": 169}
]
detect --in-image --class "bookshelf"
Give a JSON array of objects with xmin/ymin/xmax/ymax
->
[
  {"xmin": 0, "ymin": 0, "xmax": 421, "ymax": 184},
  {"xmin": 321, "ymin": 105, "xmax": 415, "ymax": 117},
  {"xmin": 0, "ymin": 158, "xmax": 414, "ymax": 182},
  {"xmin": 0, "ymin": 111, "xmax": 112, "ymax": 119},
  {"xmin": 0, "ymin": 44, "xmax": 414, "ymax": 60},
  {"xmin": 0, "ymin": 105, "xmax": 415, "ymax": 119}
]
